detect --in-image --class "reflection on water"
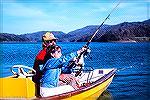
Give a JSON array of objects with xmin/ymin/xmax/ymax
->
[{"xmin": 97, "ymin": 90, "xmax": 112, "ymax": 100}]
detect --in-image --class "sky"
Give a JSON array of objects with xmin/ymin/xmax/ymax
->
[{"xmin": 1, "ymin": 0, "xmax": 150, "ymax": 34}]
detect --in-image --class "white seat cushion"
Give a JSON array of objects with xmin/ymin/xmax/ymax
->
[{"xmin": 40, "ymin": 85, "xmax": 75, "ymax": 97}]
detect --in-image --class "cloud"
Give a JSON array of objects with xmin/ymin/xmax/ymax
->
[{"xmin": 2, "ymin": 2, "xmax": 48, "ymax": 18}]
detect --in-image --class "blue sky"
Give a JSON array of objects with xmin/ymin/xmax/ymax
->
[{"xmin": 1, "ymin": 0, "xmax": 150, "ymax": 34}]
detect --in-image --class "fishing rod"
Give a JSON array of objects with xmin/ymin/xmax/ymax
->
[
  {"xmin": 78, "ymin": 1, "xmax": 121, "ymax": 58},
  {"xmin": 71, "ymin": 1, "xmax": 121, "ymax": 76},
  {"xmin": 85, "ymin": 1, "xmax": 121, "ymax": 47}
]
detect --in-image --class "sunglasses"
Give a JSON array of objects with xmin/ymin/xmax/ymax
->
[{"xmin": 45, "ymin": 40, "xmax": 56, "ymax": 43}]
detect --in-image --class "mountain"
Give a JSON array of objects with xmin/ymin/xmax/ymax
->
[
  {"xmin": 0, "ymin": 33, "xmax": 29, "ymax": 41},
  {"xmin": 19, "ymin": 31, "xmax": 66, "ymax": 42},
  {"xmin": 143, "ymin": 19, "xmax": 150, "ymax": 24},
  {"xmin": 0, "ymin": 31, "xmax": 66, "ymax": 42},
  {"xmin": 0, "ymin": 19, "xmax": 150, "ymax": 42},
  {"xmin": 62, "ymin": 19, "xmax": 150, "ymax": 42},
  {"xmin": 59, "ymin": 25, "xmax": 111, "ymax": 42}
]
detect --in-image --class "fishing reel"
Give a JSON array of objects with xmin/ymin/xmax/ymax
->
[{"xmin": 83, "ymin": 47, "xmax": 91, "ymax": 57}]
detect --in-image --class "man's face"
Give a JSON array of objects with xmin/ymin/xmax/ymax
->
[
  {"xmin": 45, "ymin": 39, "xmax": 56, "ymax": 47},
  {"xmin": 49, "ymin": 39, "xmax": 56, "ymax": 46}
]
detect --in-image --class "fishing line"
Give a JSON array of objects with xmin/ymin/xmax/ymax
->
[{"xmin": 117, "ymin": 66, "xmax": 133, "ymax": 72}]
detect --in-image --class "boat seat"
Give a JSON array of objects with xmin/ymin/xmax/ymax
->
[
  {"xmin": 0, "ymin": 77, "xmax": 35, "ymax": 99},
  {"xmin": 40, "ymin": 85, "xmax": 75, "ymax": 97}
]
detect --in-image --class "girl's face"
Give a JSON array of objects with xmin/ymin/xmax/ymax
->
[{"xmin": 53, "ymin": 48, "xmax": 62, "ymax": 58}]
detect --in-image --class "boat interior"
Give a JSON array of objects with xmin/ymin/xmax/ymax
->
[{"xmin": 0, "ymin": 65, "xmax": 115, "ymax": 99}]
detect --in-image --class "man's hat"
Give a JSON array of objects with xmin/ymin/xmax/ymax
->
[{"xmin": 42, "ymin": 32, "xmax": 57, "ymax": 41}]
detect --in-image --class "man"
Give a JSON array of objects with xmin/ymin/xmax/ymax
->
[
  {"xmin": 33, "ymin": 32, "xmax": 85, "ymax": 97},
  {"xmin": 32, "ymin": 32, "xmax": 57, "ymax": 97}
]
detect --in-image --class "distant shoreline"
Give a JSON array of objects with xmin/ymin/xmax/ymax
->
[
  {"xmin": 111, "ymin": 40, "xmax": 137, "ymax": 43},
  {"xmin": 0, "ymin": 41, "xmax": 149, "ymax": 44}
]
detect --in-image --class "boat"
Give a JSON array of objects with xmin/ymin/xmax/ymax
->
[{"xmin": 0, "ymin": 65, "xmax": 116, "ymax": 100}]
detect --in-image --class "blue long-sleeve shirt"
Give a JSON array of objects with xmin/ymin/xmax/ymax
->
[{"xmin": 40, "ymin": 52, "xmax": 78, "ymax": 88}]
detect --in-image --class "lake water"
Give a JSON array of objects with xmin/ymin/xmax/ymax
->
[{"xmin": 0, "ymin": 42, "xmax": 150, "ymax": 100}]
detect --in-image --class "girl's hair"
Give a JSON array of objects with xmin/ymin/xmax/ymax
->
[{"xmin": 44, "ymin": 45, "xmax": 61, "ymax": 63}]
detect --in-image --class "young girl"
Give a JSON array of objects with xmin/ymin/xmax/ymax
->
[{"xmin": 40, "ymin": 45, "xmax": 87, "ymax": 97}]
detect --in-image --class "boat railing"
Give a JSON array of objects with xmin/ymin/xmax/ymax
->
[{"xmin": 73, "ymin": 66, "xmax": 94, "ymax": 84}]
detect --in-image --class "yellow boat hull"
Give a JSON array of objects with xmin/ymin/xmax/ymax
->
[
  {"xmin": 0, "ymin": 77, "xmax": 35, "ymax": 99},
  {"xmin": 0, "ymin": 69, "xmax": 116, "ymax": 100}
]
